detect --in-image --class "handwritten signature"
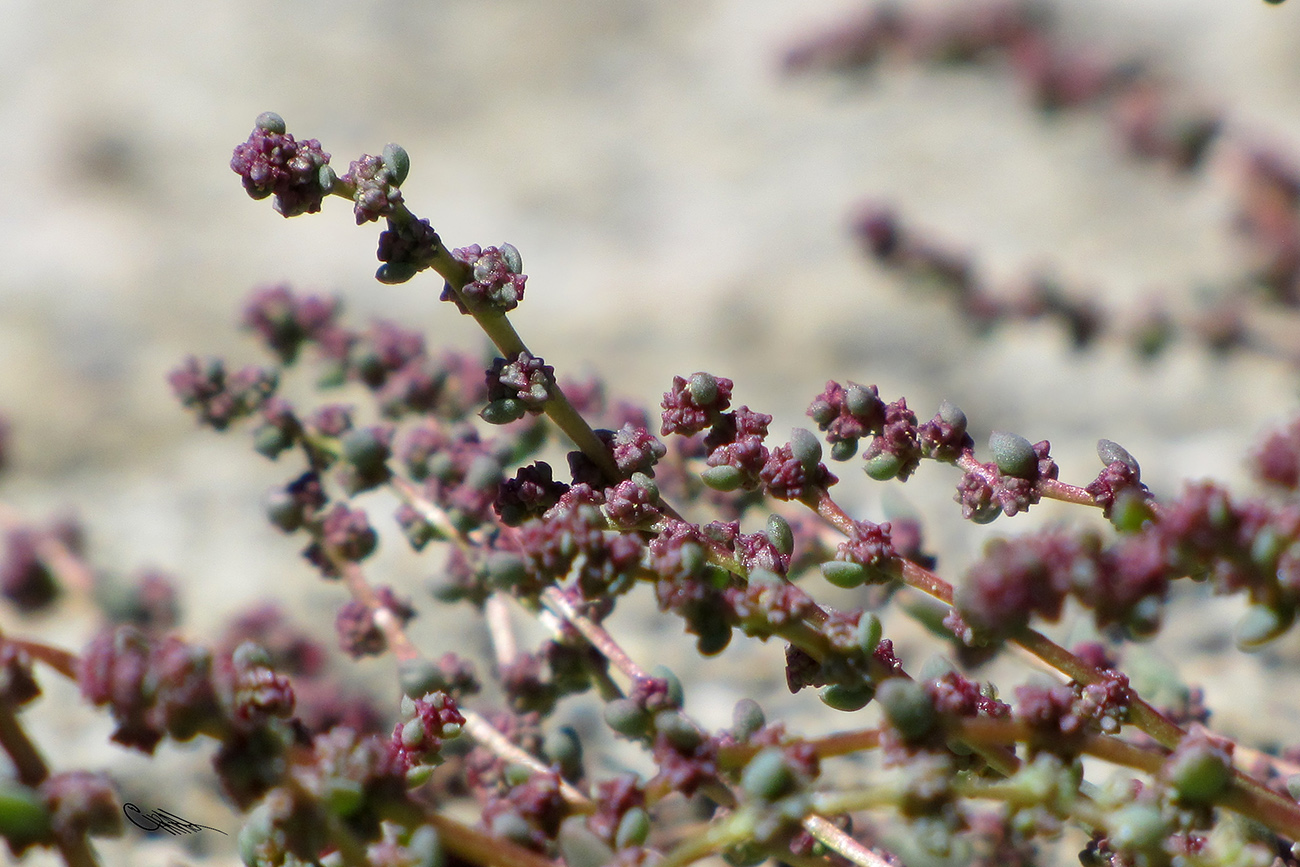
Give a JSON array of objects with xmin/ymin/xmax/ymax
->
[{"xmin": 123, "ymin": 803, "xmax": 227, "ymax": 836}]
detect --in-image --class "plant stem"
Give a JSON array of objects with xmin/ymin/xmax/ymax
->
[
  {"xmin": 0, "ymin": 702, "xmax": 48, "ymax": 786},
  {"xmin": 460, "ymin": 710, "xmax": 594, "ymax": 811},
  {"xmin": 540, "ymin": 587, "xmax": 649, "ymax": 682},
  {"xmin": 417, "ymin": 228, "xmax": 623, "ymax": 485},
  {"xmin": 802, "ymin": 814, "xmax": 894, "ymax": 867}
]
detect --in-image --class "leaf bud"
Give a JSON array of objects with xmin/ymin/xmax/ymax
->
[
  {"xmin": 830, "ymin": 439, "xmax": 858, "ymax": 461},
  {"xmin": 486, "ymin": 553, "xmax": 527, "ymax": 590},
  {"xmin": 845, "ymin": 384, "xmax": 878, "ymax": 418},
  {"xmin": 381, "ymin": 143, "xmax": 410, "ymax": 186},
  {"xmin": 265, "ymin": 490, "xmax": 303, "ymax": 532},
  {"xmin": 989, "ymin": 431, "xmax": 1037, "ymax": 479},
  {"xmin": 318, "ymin": 164, "xmax": 337, "ymax": 194},
  {"xmin": 376, "ymin": 262, "xmax": 419, "ymax": 284},
  {"xmin": 1109, "ymin": 488, "xmax": 1154, "ymax": 532},
  {"xmin": 686, "ymin": 372, "xmax": 719, "ymax": 407},
  {"xmin": 654, "ymin": 710, "xmax": 702, "ymax": 751},
  {"xmin": 1167, "ymin": 743, "xmax": 1231, "ymax": 804},
  {"xmin": 503, "ymin": 763, "xmax": 532, "ymax": 787},
  {"xmin": 1097, "ymin": 439, "xmax": 1140, "ymax": 478},
  {"xmin": 701, "ymin": 465, "xmax": 744, "ymax": 491},
  {"xmin": 765, "ymin": 514, "xmax": 793, "ymax": 556},
  {"xmin": 0, "ymin": 779, "xmax": 50, "ymax": 846},
  {"xmin": 809, "ymin": 399, "xmax": 836, "ymax": 426},
  {"xmin": 631, "ymin": 471, "xmax": 659, "ymax": 501},
  {"xmin": 1109, "ymin": 802, "xmax": 1165, "ymax": 851},
  {"xmin": 232, "ymin": 641, "xmax": 273, "ymax": 669},
  {"xmin": 408, "ymin": 826, "xmax": 444, "ymax": 867},
  {"xmin": 819, "ymin": 681, "xmax": 875, "ymax": 712},
  {"xmin": 604, "ymin": 698, "xmax": 652, "ymax": 738},
  {"xmin": 821, "ymin": 560, "xmax": 868, "ymax": 589},
  {"xmin": 341, "ymin": 428, "xmax": 390, "ymax": 474},
  {"xmin": 464, "ymin": 454, "xmax": 504, "ymax": 490},
  {"xmin": 732, "ymin": 698, "xmax": 766, "ymax": 739},
  {"xmin": 937, "ymin": 399, "xmax": 967, "ymax": 432},
  {"xmin": 254, "ymin": 424, "xmax": 294, "ymax": 460},
  {"xmin": 543, "ymin": 726, "xmax": 584, "ymax": 781},
  {"xmin": 500, "ymin": 242, "xmax": 523, "ymax": 274},
  {"xmin": 615, "ymin": 807, "xmax": 650, "ymax": 849},
  {"xmin": 790, "ymin": 427, "xmax": 823, "ymax": 470},
  {"xmin": 651, "ymin": 664, "xmax": 684, "ymax": 709},
  {"xmin": 479, "ymin": 398, "xmax": 527, "ymax": 425},
  {"xmin": 406, "ymin": 764, "xmax": 434, "ymax": 788},
  {"xmin": 741, "ymin": 748, "xmax": 796, "ymax": 801},
  {"xmin": 398, "ymin": 657, "xmax": 447, "ymax": 699},
  {"xmin": 1125, "ymin": 595, "xmax": 1163, "ymax": 639},
  {"xmin": 876, "ymin": 678, "xmax": 936, "ymax": 740},
  {"xmin": 723, "ymin": 841, "xmax": 767, "ymax": 867},
  {"xmin": 401, "ymin": 718, "xmax": 426, "ymax": 749},
  {"xmin": 323, "ymin": 777, "xmax": 364, "ymax": 817},
  {"xmin": 254, "ymin": 111, "xmax": 286, "ymax": 133},
  {"xmin": 856, "ymin": 612, "xmax": 882, "ymax": 656},
  {"xmin": 489, "ymin": 810, "xmax": 535, "ymax": 846},
  {"xmin": 863, "ymin": 450, "xmax": 903, "ymax": 481}
]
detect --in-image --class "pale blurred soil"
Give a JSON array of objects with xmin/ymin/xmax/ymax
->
[{"xmin": 6, "ymin": 0, "xmax": 1300, "ymax": 863}]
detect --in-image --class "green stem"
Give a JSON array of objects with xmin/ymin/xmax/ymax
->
[
  {"xmin": 418, "ymin": 230, "xmax": 623, "ymax": 484},
  {"xmin": 657, "ymin": 808, "xmax": 758, "ymax": 867}
]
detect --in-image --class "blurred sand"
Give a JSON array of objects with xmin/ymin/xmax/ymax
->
[{"xmin": 6, "ymin": 0, "xmax": 1300, "ymax": 863}]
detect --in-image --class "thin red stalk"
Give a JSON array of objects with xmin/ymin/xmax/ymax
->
[
  {"xmin": 484, "ymin": 594, "xmax": 519, "ymax": 668},
  {"xmin": 461, "ymin": 710, "xmax": 593, "ymax": 811},
  {"xmin": 953, "ymin": 454, "xmax": 1096, "ymax": 508},
  {"xmin": 539, "ymin": 587, "xmax": 648, "ymax": 681},
  {"xmin": 0, "ymin": 634, "xmax": 79, "ymax": 682},
  {"xmin": 427, "ymin": 811, "xmax": 563, "ymax": 867},
  {"xmin": 0, "ymin": 702, "xmax": 48, "ymax": 785},
  {"xmin": 335, "ymin": 560, "xmax": 419, "ymax": 663}
]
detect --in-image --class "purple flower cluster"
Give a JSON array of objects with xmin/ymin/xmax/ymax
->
[
  {"xmin": 169, "ymin": 357, "xmax": 277, "ymax": 431},
  {"xmin": 1014, "ymin": 670, "xmax": 1130, "ymax": 755},
  {"xmin": 955, "ymin": 439, "xmax": 1059, "ymax": 523},
  {"xmin": 661, "ymin": 372, "xmax": 734, "ymax": 436},
  {"xmin": 786, "ymin": 3, "xmax": 1221, "ymax": 171},
  {"xmin": 376, "ymin": 216, "xmax": 442, "ymax": 284},
  {"xmin": 335, "ymin": 586, "xmax": 415, "ymax": 658},
  {"xmin": 0, "ymin": 524, "xmax": 72, "ymax": 613},
  {"xmin": 230, "ymin": 113, "xmax": 332, "ymax": 218},
  {"xmin": 954, "ymin": 477, "xmax": 1300, "ymax": 645},
  {"xmin": 809, "ymin": 381, "xmax": 932, "ymax": 481},
  {"xmin": 389, "ymin": 691, "xmax": 465, "ymax": 771},
  {"xmin": 242, "ymin": 285, "xmax": 343, "ymax": 365},
  {"xmin": 485, "ymin": 351, "xmax": 554, "ymax": 412},
  {"xmin": 342, "ymin": 154, "xmax": 403, "ymax": 225},
  {"xmin": 77, "ymin": 624, "xmax": 313, "ymax": 811},
  {"xmin": 445, "ymin": 244, "xmax": 527, "ymax": 314},
  {"xmin": 1251, "ymin": 414, "xmax": 1300, "ymax": 490},
  {"xmin": 511, "ymin": 503, "xmax": 645, "ymax": 601}
]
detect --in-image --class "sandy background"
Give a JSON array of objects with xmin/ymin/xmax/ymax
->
[{"xmin": 6, "ymin": 0, "xmax": 1300, "ymax": 864}]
